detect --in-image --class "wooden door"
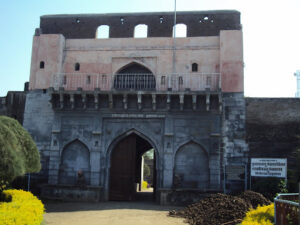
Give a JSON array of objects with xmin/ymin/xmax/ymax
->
[{"xmin": 109, "ymin": 135, "xmax": 136, "ymax": 200}]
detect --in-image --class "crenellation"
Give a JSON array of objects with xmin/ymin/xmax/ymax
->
[{"xmin": 40, "ymin": 11, "xmax": 240, "ymax": 39}]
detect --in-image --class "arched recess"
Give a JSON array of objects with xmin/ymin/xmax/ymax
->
[
  {"xmin": 173, "ymin": 23, "xmax": 187, "ymax": 37},
  {"xmin": 173, "ymin": 141, "xmax": 209, "ymax": 189},
  {"xmin": 113, "ymin": 62, "xmax": 156, "ymax": 90},
  {"xmin": 58, "ymin": 139, "xmax": 91, "ymax": 185},
  {"xmin": 96, "ymin": 25, "xmax": 110, "ymax": 38},
  {"xmin": 105, "ymin": 129, "xmax": 160, "ymax": 201},
  {"xmin": 134, "ymin": 24, "xmax": 148, "ymax": 38}
]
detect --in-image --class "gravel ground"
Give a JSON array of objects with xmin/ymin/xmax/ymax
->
[{"xmin": 43, "ymin": 200, "xmax": 186, "ymax": 225}]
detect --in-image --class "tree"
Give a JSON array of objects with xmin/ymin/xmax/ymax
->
[
  {"xmin": 143, "ymin": 149, "xmax": 154, "ymax": 160},
  {"xmin": 144, "ymin": 163, "xmax": 151, "ymax": 178},
  {"xmin": 0, "ymin": 116, "xmax": 41, "ymax": 185}
]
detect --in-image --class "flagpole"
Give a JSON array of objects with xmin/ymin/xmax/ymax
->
[{"xmin": 171, "ymin": 0, "xmax": 177, "ymax": 89}]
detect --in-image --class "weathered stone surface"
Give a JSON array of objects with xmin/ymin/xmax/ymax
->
[
  {"xmin": 41, "ymin": 184, "xmax": 103, "ymax": 202},
  {"xmin": 40, "ymin": 11, "xmax": 241, "ymax": 39},
  {"xmin": 0, "ymin": 91, "xmax": 27, "ymax": 124},
  {"xmin": 246, "ymin": 98, "xmax": 300, "ymax": 179}
]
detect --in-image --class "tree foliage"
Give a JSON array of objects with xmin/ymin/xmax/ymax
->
[
  {"xmin": 0, "ymin": 116, "xmax": 41, "ymax": 184},
  {"xmin": 143, "ymin": 163, "xmax": 151, "ymax": 178},
  {"xmin": 143, "ymin": 149, "xmax": 154, "ymax": 160}
]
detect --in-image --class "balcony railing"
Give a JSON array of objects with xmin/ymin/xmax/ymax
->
[{"xmin": 51, "ymin": 73, "xmax": 220, "ymax": 92}]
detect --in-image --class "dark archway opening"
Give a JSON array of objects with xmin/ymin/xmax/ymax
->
[
  {"xmin": 113, "ymin": 63, "xmax": 156, "ymax": 90},
  {"xmin": 109, "ymin": 133, "xmax": 156, "ymax": 201}
]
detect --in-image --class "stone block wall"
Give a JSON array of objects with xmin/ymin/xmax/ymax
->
[
  {"xmin": 246, "ymin": 98, "xmax": 300, "ymax": 183},
  {"xmin": 222, "ymin": 92, "xmax": 248, "ymax": 192},
  {"xmin": 23, "ymin": 89, "xmax": 232, "ymax": 201},
  {"xmin": 0, "ymin": 91, "xmax": 27, "ymax": 124}
]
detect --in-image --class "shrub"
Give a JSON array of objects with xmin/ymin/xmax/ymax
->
[
  {"xmin": 142, "ymin": 180, "xmax": 148, "ymax": 189},
  {"xmin": 241, "ymin": 204, "xmax": 274, "ymax": 225},
  {"xmin": 251, "ymin": 177, "xmax": 287, "ymax": 200},
  {"xmin": 0, "ymin": 189, "xmax": 44, "ymax": 225},
  {"xmin": 0, "ymin": 116, "xmax": 41, "ymax": 184}
]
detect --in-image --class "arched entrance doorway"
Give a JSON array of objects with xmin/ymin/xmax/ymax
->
[{"xmin": 109, "ymin": 133, "xmax": 156, "ymax": 201}]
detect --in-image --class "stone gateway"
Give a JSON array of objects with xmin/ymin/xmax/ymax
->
[{"xmin": 23, "ymin": 10, "xmax": 248, "ymax": 204}]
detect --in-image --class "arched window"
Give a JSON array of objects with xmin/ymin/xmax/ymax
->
[
  {"xmin": 96, "ymin": 25, "xmax": 110, "ymax": 39},
  {"xmin": 75, "ymin": 63, "xmax": 80, "ymax": 71},
  {"xmin": 173, "ymin": 24, "xmax": 187, "ymax": 38},
  {"xmin": 114, "ymin": 62, "xmax": 155, "ymax": 90},
  {"xmin": 159, "ymin": 16, "xmax": 164, "ymax": 24},
  {"xmin": 192, "ymin": 63, "xmax": 198, "ymax": 72},
  {"xmin": 40, "ymin": 61, "xmax": 45, "ymax": 69},
  {"xmin": 134, "ymin": 24, "xmax": 148, "ymax": 38}
]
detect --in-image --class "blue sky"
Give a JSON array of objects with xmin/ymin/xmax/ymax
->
[{"xmin": 0, "ymin": 0, "xmax": 299, "ymax": 97}]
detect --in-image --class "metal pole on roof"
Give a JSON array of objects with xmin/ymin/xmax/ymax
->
[
  {"xmin": 294, "ymin": 70, "xmax": 300, "ymax": 97},
  {"xmin": 172, "ymin": 0, "xmax": 177, "ymax": 76}
]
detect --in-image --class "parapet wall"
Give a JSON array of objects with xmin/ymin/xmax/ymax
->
[
  {"xmin": 0, "ymin": 91, "xmax": 27, "ymax": 124},
  {"xmin": 246, "ymin": 98, "xmax": 300, "ymax": 125},
  {"xmin": 39, "ymin": 10, "xmax": 241, "ymax": 39}
]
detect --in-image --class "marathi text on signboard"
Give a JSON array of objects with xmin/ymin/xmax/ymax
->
[{"xmin": 251, "ymin": 158, "xmax": 287, "ymax": 178}]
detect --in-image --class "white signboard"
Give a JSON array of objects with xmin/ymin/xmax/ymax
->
[{"xmin": 251, "ymin": 158, "xmax": 287, "ymax": 178}]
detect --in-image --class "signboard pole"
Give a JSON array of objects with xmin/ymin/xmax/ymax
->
[
  {"xmin": 223, "ymin": 164, "xmax": 226, "ymax": 193},
  {"xmin": 285, "ymin": 163, "xmax": 288, "ymax": 188},
  {"xmin": 249, "ymin": 174, "xmax": 251, "ymax": 190},
  {"xmin": 244, "ymin": 164, "xmax": 247, "ymax": 191}
]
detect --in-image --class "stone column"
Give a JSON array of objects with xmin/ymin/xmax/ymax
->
[
  {"xmin": 162, "ymin": 117, "xmax": 174, "ymax": 188},
  {"xmin": 90, "ymin": 116, "xmax": 102, "ymax": 186},
  {"xmin": 90, "ymin": 150, "xmax": 101, "ymax": 186},
  {"xmin": 222, "ymin": 93, "xmax": 248, "ymax": 192},
  {"xmin": 162, "ymin": 153, "xmax": 173, "ymax": 188},
  {"xmin": 48, "ymin": 131, "xmax": 61, "ymax": 184}
]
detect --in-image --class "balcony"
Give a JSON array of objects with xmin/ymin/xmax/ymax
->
[{"xmin": 51, "ymin": 73, "xmax": 221, "ymax": 92}]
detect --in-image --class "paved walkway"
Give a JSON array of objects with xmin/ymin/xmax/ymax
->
[{"xmin": 43, "ymin": 200, "xmax": 187, "ymax": 225}]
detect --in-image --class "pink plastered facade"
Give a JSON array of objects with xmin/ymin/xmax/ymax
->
[{"xmin": 29, "ymin": 31, "xmax": 243, "ymax": 93}]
